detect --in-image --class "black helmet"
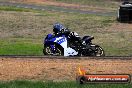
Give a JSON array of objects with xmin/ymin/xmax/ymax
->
[{"xmin": 53, "ymin": 23, "xmax": 66, "ymax": 34}]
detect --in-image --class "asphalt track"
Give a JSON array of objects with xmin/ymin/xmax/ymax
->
[
  {"xmin": 0, "ymin": 2, "xmax": 116, "ymax": 16},
  {"xmin": 0, "ymin": 55, "xmax": 132, "ymax": 60}
]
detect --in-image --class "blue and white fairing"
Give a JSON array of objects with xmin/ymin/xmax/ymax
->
[{"xmin": 44, "ymin": 34, "xmax": 78, "ymax": 56}]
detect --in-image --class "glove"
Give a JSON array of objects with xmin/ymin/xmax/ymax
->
[{"xmin": 70, "ymin": 32, "xmax": 80, "ymax": 37}]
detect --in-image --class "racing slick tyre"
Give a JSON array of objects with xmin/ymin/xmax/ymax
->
[
  {"xmin": 95, "ymin": 46, "xmax": 105, "ymax": 57},
  {"xmin": 43, "ymin": 45, "xmax": 64, "ymax": 56},
  {"xmin": 43, "ymin": 45, "xmax": 52, "ymax": 55}
]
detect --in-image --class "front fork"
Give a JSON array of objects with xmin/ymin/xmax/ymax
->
[{"xmin": 44, "ymin": 44, "xmax": 56, "ymax": 54}]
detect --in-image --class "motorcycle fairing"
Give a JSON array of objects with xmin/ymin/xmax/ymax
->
[{"xmin": 44, "ymin": 34, "xmax": 78, "ymax": 56}]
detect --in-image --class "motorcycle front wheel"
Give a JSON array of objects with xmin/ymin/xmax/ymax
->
[{"xmin": 43, "ymin": 45, "xmax": 63, "ymax": 56}]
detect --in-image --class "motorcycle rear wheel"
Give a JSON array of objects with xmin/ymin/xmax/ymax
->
[{"xmin": 95, "ymin": 46, "xmax": 105, "ymax": 56}]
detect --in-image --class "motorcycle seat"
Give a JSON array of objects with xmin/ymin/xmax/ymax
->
[{"xmin": 82, "ymin": 36, "xmax": 94, "ymax": 41}]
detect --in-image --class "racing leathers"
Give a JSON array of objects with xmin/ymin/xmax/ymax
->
[{"xmin": 54, "ymin": 28, "xmax": 86, "ymax": 47}]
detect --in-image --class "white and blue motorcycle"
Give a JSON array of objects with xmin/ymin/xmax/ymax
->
[{"xmin": 43, "ymin": 33, "xmax": 105, "ymax": 56}]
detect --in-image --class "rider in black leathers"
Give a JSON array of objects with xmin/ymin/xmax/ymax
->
[{"xmin": 53, "ymin": 23, "xmax": 86, "ymax": 47}]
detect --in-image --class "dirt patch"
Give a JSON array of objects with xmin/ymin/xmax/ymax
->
[
  {"xmin": 107, "ymin": 23, "xmax": 132, "ymax": 32},
  {"xmin": 0, "ymin": 57, "xmax": 132, "ymax": 81}
]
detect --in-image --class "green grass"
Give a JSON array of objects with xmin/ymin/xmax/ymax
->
[
  {"xmin": 0, "ymin": 0, "xmax": 120, "ymax": 11},
  {"xmin": 0, "ymin": 9, "xmax": 115, "ymax": 55},
  {"xmin": 0, "ymin": 6, "xmax": 35, "ymax": 12},
  {"xmin": 0, "ymin": 6, "xmax": 131, "ymax": 56},
  {"xmin": 0, "ymin": 39, "xmax": 43, "ymax": 55},
  {"xmin": 0, "ymin": 80, "xmax": 131, "ymax": 88},
  {"xmin": 0, "ymin": 0, "xmax": 119, "ymax": 9},
  {"xmin": 52, "ymin": 0, "xmax": 119, "ymax": 10},
  {"xmin": 92, "ymin": 32, "xmax": 132, "ymax": 56},
  {"xmin": 0, "ymin": 6, "xmax": 50, "ymax": 13}
]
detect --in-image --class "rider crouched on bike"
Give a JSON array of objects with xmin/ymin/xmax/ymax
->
[{"xmin": 53, "ymin": 23, "xmax": 86, "ymax": 47}]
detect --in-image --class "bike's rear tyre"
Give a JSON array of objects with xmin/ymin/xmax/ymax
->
[{"xmin": 95, "ymin": 46, "xmax": 105, "ymax": 56}]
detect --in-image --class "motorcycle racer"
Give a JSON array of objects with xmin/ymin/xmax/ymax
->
[
  {"xmin": 43, "ymin": 23, "xmax": 105, "ymax": 56},
  {"xmin": 53, "ymin": 23, "xmax": 86, "ymax": 47}
]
